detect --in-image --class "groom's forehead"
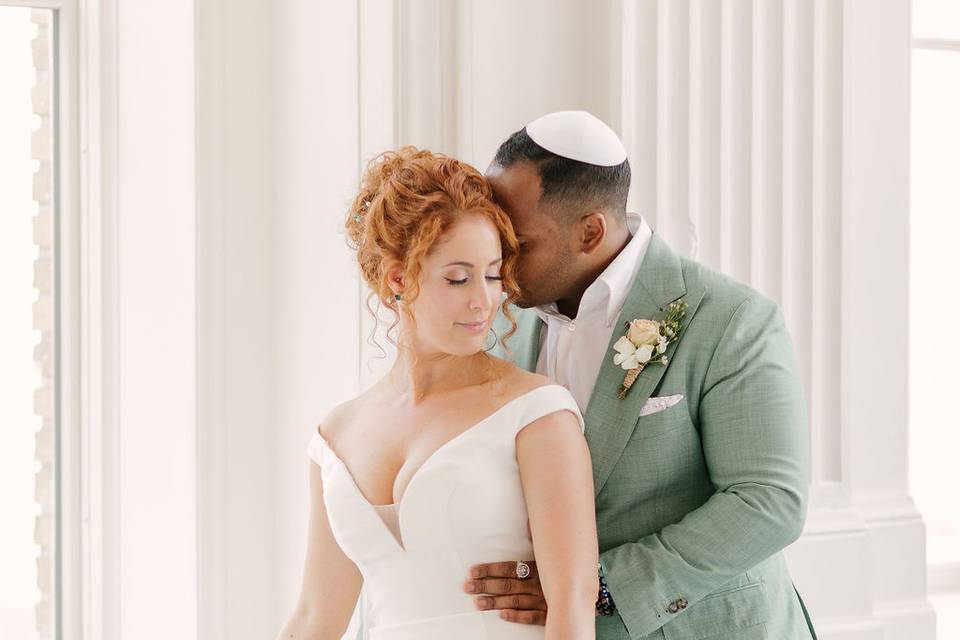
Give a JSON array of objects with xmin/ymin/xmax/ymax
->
[{"xmin": 486, "ymin": 162, "xmax": 543, "ymax": 212}]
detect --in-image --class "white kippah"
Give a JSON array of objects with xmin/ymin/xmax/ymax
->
[{"xmin": 525, "ymin": 110, "xmax": 627, "ymax": 167}]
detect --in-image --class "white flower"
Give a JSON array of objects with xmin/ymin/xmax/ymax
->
[
  {"xmin": 613, "ymin": 336, "xmax": 654, "ymax": 370},
  {"xmin": 657, "ymin": 336, "xmax": 668, "ymax": 354}
]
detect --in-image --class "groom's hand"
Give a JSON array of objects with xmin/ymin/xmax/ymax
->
[{"xmin": 464, "ymin": 561, "xmax": 547, "ymax": 625}]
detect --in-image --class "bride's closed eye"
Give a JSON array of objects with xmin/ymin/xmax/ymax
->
[{"xmin": 445, "ymin": 276, "xmax": 503, "ymax": 286}]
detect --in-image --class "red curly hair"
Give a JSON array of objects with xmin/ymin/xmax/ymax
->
[{"xmin": 345, "ymin": 146, "xmax": 520, "ymax": 358}]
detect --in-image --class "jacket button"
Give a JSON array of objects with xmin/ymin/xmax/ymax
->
[
  {"xmin": 678, "ymin": 598, "xmax": 688, "ymax": 609},
  {"xmin": 668, "ymin": 602, "xmax": 679, "ymax": 613}
]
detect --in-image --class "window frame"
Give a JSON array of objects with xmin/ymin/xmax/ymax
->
[{"xmin": 0, "ymin": 0, "xmax": 92, "ymax": 638}]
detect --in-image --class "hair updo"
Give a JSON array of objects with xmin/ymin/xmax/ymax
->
[{"xmin": 345, "ymin": 146, "xmax": 520, "ymax": 355}]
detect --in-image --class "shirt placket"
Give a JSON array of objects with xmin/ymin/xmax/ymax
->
[{"xmin": 554, "ymin": 318, "xmax": 577, "ymax": 391}]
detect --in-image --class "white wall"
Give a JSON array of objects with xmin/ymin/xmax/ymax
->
[{"xmin": 112, "ymin": 0, "xmax": 198, "ymax": 637}]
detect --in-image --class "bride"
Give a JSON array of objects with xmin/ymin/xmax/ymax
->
[{"xmin": 276, "ymin": 147, "xmax": 598, "ymax": 639}]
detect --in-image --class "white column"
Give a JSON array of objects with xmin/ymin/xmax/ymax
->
[
  {"xmin": 780, "ymin": 1, "xmax": 883, "ymax": 636},
  {"xmin": 621, "ymin": 0, "xmax": 658, "ymax": 228},
  {"xmin": 688, "ymin": 0, "xmax": 721, "ymax": 270},
  {"xmin": 464, "ymin": 0, "xmax": 617, "ymax": 169},
  {"xmin": 356, "ymin": 0, "xmax": 401, "ymax": 391},
  {"xmin": 272, "ymin": 0, "xmax": 365, "ymax": 626},
  {"xmin": 750, "ymin": 0, "xmax": 783, "ymax": 301},
  {"xmin": 196, "ymin": 0, "xmax": 279, "ymax": 638},
  {"xmin": 841, "ymin": 0, "xmax": 934, "ymax": 636},
  {"xmin": 656, "ymin": 0, "xmax": 694, "ymax": 257},
  {"xmin": 718, "ymin": 0, "xmax": 753, "ymax": 283}
]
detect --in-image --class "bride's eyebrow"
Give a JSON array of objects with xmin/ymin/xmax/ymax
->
[{"xmin": 442, "ymin": 258, "xmax": 503, "ymax": 268}]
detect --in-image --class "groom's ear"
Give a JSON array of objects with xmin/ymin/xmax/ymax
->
[{"xmin": 578, "ymin": 211, "xmax": 608, "ymax": 255}]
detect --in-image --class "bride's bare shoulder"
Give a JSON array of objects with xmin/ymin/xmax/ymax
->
[
  {"xmin": 315, "ymin": 386, "xmax": 380, "ymax": 442},
  {"xmin": 488, "ymin": 358, "xmax": 555, "ymax": 397}
]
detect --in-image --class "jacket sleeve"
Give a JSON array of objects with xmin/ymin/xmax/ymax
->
[{"xmin": 599, "ymin": 295, "xmax": 810, "ymax": 639}]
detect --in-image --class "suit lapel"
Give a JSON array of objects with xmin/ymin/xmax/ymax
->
[{"xmin": 582, "ymin": 234, "xmax": 705, "ymax": 495}]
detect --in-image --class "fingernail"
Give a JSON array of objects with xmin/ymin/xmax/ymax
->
[
  {"xmin": 475, "ymin": 597, "xmax": 491, "ymax": 610},
  {"xmin": 470, "ymin": 566, "xmax": 481, "ymax": 578},
  {"xmin": 464, "ymin": 581, "xmax": 477, "ymax": 593}
]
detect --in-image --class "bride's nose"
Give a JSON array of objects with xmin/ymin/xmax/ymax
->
[{"xmin": 468, "ymin": 279, "xmax": 494, "ymax": 312}]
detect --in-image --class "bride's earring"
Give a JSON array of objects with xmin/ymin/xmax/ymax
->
[{"xmin": 484, "ymin": 327, "xmax": 498, "ymax": 352}]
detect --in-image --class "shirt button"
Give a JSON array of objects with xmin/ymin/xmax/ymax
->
[{"xmin": 568, "ymin": 321, "xmax": 576, "ymax": 332}]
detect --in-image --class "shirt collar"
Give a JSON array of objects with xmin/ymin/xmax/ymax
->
[{"xmin": 534, "ymin": 213, "xmax": 652, "ymax": 327}]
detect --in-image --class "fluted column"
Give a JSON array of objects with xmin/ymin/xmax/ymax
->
[{"xmin": 618, "ymin": 0, "xmax": 932, "ymax": 637}]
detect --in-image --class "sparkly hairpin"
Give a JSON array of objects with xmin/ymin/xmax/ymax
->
[{"xmin": 352, "ymin": 200, "xmax": 371, "ymax": 223}]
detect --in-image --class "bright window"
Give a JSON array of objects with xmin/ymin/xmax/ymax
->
[
  {"xmin": 910, "ymin": 1, "xmax": 960, "ymax": 637},
  {"xmin": 0, "ymin": 6, "xmax": 58, "ymax": 639}
]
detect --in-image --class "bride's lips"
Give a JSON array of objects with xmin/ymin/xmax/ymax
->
[{"xmin": 455, "ymin": 321, "xmax": 488, "ymax": 334}]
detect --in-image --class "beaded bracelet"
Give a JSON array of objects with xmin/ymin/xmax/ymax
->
[{"xmin": 596, "ymin": 561, "xmax": 616, "ymax": 616}]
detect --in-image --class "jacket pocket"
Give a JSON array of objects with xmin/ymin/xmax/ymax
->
[
  {"xmin": 661, "ymin": 582, "xmax": 769, "ymax": 640},
  {"xmin": 634, "ymin": 396, "xmax": 692, "ymax": 441}
]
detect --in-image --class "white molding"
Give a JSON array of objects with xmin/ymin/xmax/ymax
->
[
  {"xmin": 799, "ymin": 484, "xmax": 867, "ymax": 536},
  {"xmin": 809, "ymin": 617, "xmax": 885, "ymax": 640},
  {"xmin": 76, "ymin": 0, "xmax": 121, "ymax": 638},
  {"xmin": 912, "ymin": 37, "xmax": 960, "ymax": 52},
  {"xmin": 53, "ymin": 1, "xmax": 85, "ymax": 637},
  {"xmin": 810, "ymin": 0, "xmax": 843, "ymax": 485},
  {"xmin": 0, "ymin": 0, "xmax": 72, "ymax": 8},
  {"xmin": 195, "ymin": 0, "xmax": 227, "ymax": 638},
  {"xmin": 929, "ymin": 562, "xmax": 960, "ymax": 594},
  {"xmin": 851, "ymin": 491, "xmax": 923, "ymax": 523}
]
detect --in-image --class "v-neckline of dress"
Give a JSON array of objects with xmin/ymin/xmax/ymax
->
[{"xmin": 312, "ymin": 385, "xmax": 559, "ymax": 551}]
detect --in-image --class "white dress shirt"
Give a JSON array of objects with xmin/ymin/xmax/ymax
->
[{"xmin": 534, "ymin": 213, "xmax": 653, "ymax": 412}]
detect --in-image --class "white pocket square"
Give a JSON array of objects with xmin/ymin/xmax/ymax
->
[{"xmin": 639, "ymin": 394, "xmax": 684, "ymax": 417}]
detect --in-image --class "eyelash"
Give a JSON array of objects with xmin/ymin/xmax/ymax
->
[{"xmin": 446, "ymin": 277, "xmax": 503, "ymax": 286}]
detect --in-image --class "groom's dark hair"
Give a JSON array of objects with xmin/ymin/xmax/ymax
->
[{"xmin": 492, "ymin": 127, "xmax": 631, "ymax": 225}]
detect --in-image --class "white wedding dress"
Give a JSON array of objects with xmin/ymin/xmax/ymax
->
[{"xmin": 306, "ymin": 384, "xmax": 585, "ymax": 639}]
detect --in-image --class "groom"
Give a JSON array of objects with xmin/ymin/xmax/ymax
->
[{"xmin": 470, "ymin": 111, "xmax": 817, "ymax": 640}]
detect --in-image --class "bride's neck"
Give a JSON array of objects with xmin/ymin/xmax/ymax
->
[{"xmin": 389, "ymin": 350, "xmax": 493, "ymax": 404}]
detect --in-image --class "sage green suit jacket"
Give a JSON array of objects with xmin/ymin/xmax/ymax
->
[{"xmin": 493, "ymin": 233, "xmax": 816, "ymax": 640}]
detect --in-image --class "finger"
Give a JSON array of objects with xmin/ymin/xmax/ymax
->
[
  {"xmin": 469, "ymin": 560, "xmax": 539, "ymax": 580},
  {"xmin": 499, "ymin": 609, "xmax": 547, "ymax": 626},
  {"xmin": 467, "ymin": 577, "xmax": 542, "ymax": 596},
  {"xmin": 474, "ymin": 594, "xmax": 547, "ymax": 612}
]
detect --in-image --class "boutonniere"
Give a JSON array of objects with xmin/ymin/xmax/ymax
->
[{"xmin": 613, "ymin": 299, "xmax": 688, "ymax": 399}]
